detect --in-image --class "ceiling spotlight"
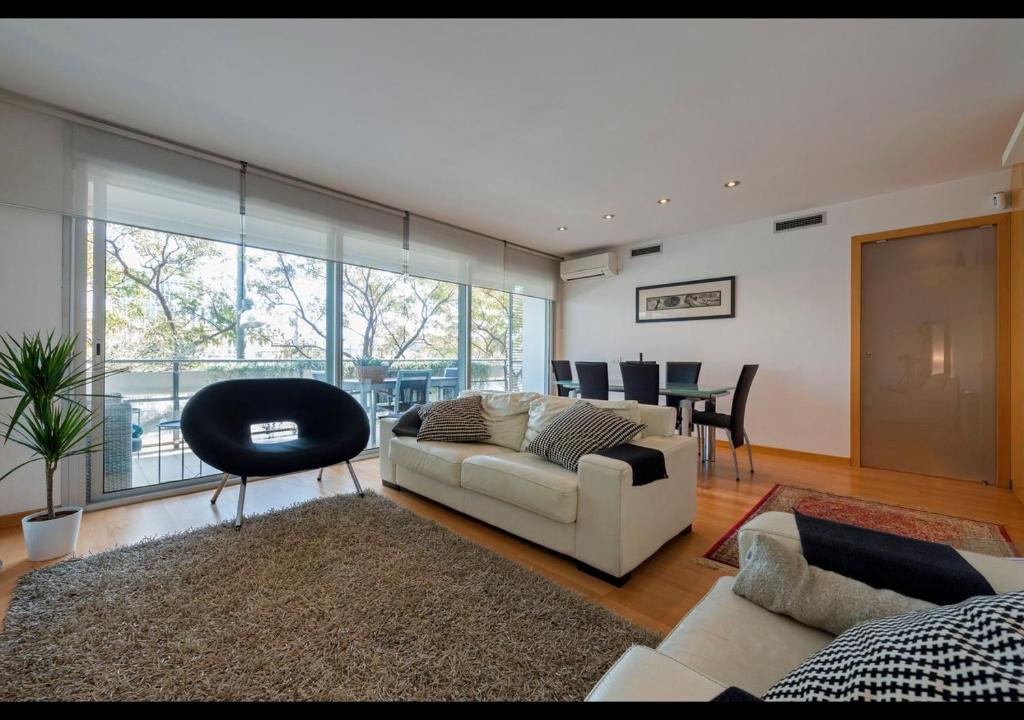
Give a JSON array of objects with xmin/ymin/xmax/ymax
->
[
  {"xmin": 657, "ymin": 197, "xmax": 671, "ymax": 205},
  {"xmin": 557, "ymin": 225, "xmax": 568, "ymax": 231},
  {"xmin": 724, "ymin": 180, "xmax": 741, "ymax": 188},
  {"xmin": 602, "ymin": 213, "xmax": 615, "ymax": 220}
]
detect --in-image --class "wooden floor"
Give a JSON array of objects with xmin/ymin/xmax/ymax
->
[{"xmin": 2, "ymin": 450, "xmax": 1023, "ymax": 634}]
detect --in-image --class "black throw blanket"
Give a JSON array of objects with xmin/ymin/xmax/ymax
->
[
  {"xmin": 592, "ymin": 444, "xmax": 667, "ymax": 486},
  {"xmin": 795, "ymin": 510, "xmax": 995, "ymax": 606},
  {"xmin": 390, "ymin": 405, "xmax": 424, "ymax": 437}
]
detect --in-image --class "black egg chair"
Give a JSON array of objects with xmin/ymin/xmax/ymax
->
[{"xmin": 180, "ymin": 378, "xmax": 370, "ymax": 528}]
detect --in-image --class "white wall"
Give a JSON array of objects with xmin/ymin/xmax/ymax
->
[
  {"xmin": 0, "ymin": 204, "xmax": 64, "ymax": 514},
  {"xmin": 561, "ymin": 170, "xmax": 1012, "ymax": 458}
]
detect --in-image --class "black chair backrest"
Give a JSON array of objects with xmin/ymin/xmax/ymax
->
[
  {"xmin": 729, "ymin": 364, "xmax": 759, "ymax": 438},
  {"xmin": 666, "ymin": 361, "xmax": 702, "ymax": 385},
  {"xmin": 551, "ymin": 360, "xmax": 573, "ymax": 397},
  {"xmin": 620, "ymin": 362, "xmax": 659, "ymax": 405},
  {"xmin": 575, "ymin": 361, "xmax": 609, "ymax": 400},
  {"xmin": 180, "ymin": 378, "xmax": 370, "ymax": 476}
]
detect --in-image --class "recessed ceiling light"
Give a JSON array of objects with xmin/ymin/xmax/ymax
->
[
  {"xmin": 657, "ymin": 197, "xmax": 671, "ymax": 205},
  {"xmin": 557, "ymin": 225, "xmax": 568, "ymax": 231},
  {"xmin": 724, "ymin": 180, "xmax": 741, "ymax": 188},
  {"xmin": 602, "ymin": 213, "xmax": 615, "ymax": 220}
]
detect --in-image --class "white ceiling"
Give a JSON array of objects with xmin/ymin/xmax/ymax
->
[{"xmin": 0, "ymin": 18, "xmax": 1022, "ymax": 257}]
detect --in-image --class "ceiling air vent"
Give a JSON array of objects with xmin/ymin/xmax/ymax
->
[
  {"xmin": 774, "ymin": 212, "xmax": 826, "ymax": 234},
  {"xmin": 630, "ymin": 243, "xmax": 663, "ymax": 258}
]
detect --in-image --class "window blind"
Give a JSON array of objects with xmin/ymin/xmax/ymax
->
[{"xmin": 0, "ymin": 98, "xmax": 560, "ymax": 298}]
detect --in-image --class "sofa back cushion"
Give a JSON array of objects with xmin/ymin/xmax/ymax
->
[
  {"xmin": 458, "ymin": 390, "xmax": 539, "ymax": 450},
  {"xmin": 523, "ymin": 396, "xmax": 642, "ymax": 450}
]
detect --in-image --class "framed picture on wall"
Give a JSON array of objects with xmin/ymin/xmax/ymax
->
[{"xmin": 635, "ymin": 276, "xmax": 735, "ymax": 323}]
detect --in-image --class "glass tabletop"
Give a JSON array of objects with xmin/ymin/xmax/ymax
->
[{"xmin": 553, "ymin": 380, "xmax": 734, "ymax": 399}]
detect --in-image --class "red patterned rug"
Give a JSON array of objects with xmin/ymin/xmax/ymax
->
[{"xmin": 700, "ymin": 484, "xmax": 1019, "ymax": 570}]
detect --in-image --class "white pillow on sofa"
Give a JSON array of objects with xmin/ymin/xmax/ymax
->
[
  {"xmin": 458, "ymin": 390, "xmax": 539, "ymax": 450},
  {"xmin": 522, "ymin": 396, "xmax": 642, "ymax": 451}
]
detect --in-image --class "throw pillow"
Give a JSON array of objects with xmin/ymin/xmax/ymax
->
[
  {"xmin": 522, "ymin": 395, "xmax": 642, "ymax": 450},
  {"xmin": 458, "ymin": 390, "xmax": 538, "ymax": 450},
  {"xmin": 391, "ymin": 404, "xmax": 424, "ymax": 437},
  {"xmin": 416, "ymin": 395, "xmax": 491, "ymax": 443},
  {"xmin": 526, "ymin": 400, "xmax": 645, "ymax": 472},
  {"xmin": 762, "ymin": 590, "xmax": 1024, "ymax": 701},
  {"xmin": 733, "ymin": 534, "xmax": 935, "ymax": 636}
]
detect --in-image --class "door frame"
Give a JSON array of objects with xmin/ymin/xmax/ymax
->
[{"xmin": 850, "ymin": 213, "xmax": 1011, "ymax": 486}]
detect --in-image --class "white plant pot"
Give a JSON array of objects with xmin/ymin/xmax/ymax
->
[{"xmin": 21, "ymin": 507, "xmax": 83, "ymax": 561}]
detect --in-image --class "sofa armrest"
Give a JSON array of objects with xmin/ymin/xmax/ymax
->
[
  {"xmin": 576, "ymin": 435, "xmax": 698, "ymax": 577},
  {"xmin": 378, "ymin": 416, "xmax": 399, "ymax": 484},
  {"xmin": 738, "ymin": 511, "xmax": 1024, "ymax": 593},
  {"xmin": 586, "ymin": 646, "xmax": 725, "ymax": 701}
]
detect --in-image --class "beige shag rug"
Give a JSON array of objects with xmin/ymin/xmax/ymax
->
[{"xmin": 0, "ymin": 492, "xmax": 658, "ymax": 701}]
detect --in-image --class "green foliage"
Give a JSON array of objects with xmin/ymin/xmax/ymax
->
[
  {"xmin": 351, "ymin": 356, "xmax": 385, "ymax": 367},
  {"xmin": 0, "ymin": 332, "xmax": 121, "ymax": 519}
]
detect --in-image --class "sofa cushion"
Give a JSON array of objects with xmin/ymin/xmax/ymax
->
[
  {"xmin": 462, "ymin": 452, "xmax": 578, "ymax": 523},
  {"xmin": 656, "ymin": 577, "xmax": 833, "ymax": 696},
  {"xmin": 458, "ymin": 390, "xmax": 538, "ymax": 450},
  {"xmin": 522, "ymin": 395, "xmax": 642, "ymax": 450},
  {"xmin": 417, "ymin": 395, "xmax": 491, "ymax": 443},
  {"xmin": 390, "ymin": 437, "xmax": 513, "ymax": 487},
  {"xmin": 527, "ymin": 401, "xmax": 646, "ymax": 472}
]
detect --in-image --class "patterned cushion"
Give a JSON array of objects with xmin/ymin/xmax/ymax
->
[
  {"xmin": 416, "ymin": 395, "xmax": 491, "ymax": 443},
  {"xmin": 763, "ymin": 591, "xmax": 1024, "ymax": 701},
  {"xmin": 526, "ymin": 401, "xmax": 645, "ymax": 472}
]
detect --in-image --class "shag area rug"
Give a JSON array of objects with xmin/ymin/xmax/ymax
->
[
  {"xmin": 700, "ymin": 483, "xmax": 1018, "ymax": 570},
  {"xmin": 0, "ymin": 492, "xmax": 658, "ymax": 701}
]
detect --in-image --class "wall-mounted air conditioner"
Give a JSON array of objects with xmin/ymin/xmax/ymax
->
[{"xmin": 560, "ymin": 251, "xmax": 618, "ymax": 281}]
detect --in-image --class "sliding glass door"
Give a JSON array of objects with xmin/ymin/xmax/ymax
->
[
  {"xmin": 79, "ymin": 218, "xmax": 552, "ymax": 502},
  {"xmin": 85, "ymin": 219, "xmax": 333, "ymax": 500}
]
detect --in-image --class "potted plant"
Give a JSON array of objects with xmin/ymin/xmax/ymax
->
[
  {"xmin": 352, "ymin": 356, "xmax": 387, "ymax": 384},
  {"xmin": 0, "ymin": 332, "xmax": 119, "ymax": 561}
]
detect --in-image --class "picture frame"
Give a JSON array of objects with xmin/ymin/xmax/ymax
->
[{"xmin": 635, "ymin": 276, "xmax": 735, "ymax": 323}]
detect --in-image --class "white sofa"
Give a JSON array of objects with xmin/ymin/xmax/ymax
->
[
  {"xmin": 378, "ymin": 392, "xmax": 698, "ymax": 583},
  {"xmin": 588, "ymin": 510, "xmax": 1024, "ymax": 700}
]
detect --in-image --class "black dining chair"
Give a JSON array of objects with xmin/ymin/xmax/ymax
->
[
  {"xmin": 180, "ymin": 378, "xmax": 370, "ymax": 528},
  {"xmin": 551, "ymin": 360, "xmax": 573, "ymax": 397},
  {"xmin": 620, "ymin": 361, "xmax": 659, "ymax": 405},
  {"xmin": 574, "ymin": 361, "xmax": 609, "ymax": 400},
  {"xmin": 666, "ymin": 361, "xmax": 702, "ymax": 431},
  {"xmin": 692, "ymin": 364, "xmax": 758, "ymax": 481}
]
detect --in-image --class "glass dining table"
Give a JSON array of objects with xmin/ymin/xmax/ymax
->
[{"xmin": 553, "ymin": 380, "xmax": 735, "ymax": 460}]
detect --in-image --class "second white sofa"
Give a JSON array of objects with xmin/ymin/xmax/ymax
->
[{"xmin": 379, "ymin": 391, "xmax": 698, "ymax": 583}]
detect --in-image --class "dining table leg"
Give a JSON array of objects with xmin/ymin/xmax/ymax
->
[{"xmin": 702, "ymin": 397, "xmax": 716, "ymax": 462}]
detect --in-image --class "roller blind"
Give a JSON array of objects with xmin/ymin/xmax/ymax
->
[
  {"xmin": 67, "ymin": 122, "xmax": 242, "ymax": 245},
  {"xmin": 406, "ymin": 215, "xmax": 506, "ymax": 291},
  {"xmin": 504, "ymin": 245, "xmax": 560, "ymax": 300},
  {"xmin": 0, "ymin": 98, "xmax": 560, "ymax": 297},
  {"xmin": 244, "ymin": 172, "xmax": 405, "ymax": 271}
]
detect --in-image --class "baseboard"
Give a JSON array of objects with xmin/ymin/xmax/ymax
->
[
  {"xmin": 712, "ymin": 439, "xmax": 849, "ymax": 465},
  {"xmin": 0, "ymin": 508, "xmax": 41, "ymax": 529}
]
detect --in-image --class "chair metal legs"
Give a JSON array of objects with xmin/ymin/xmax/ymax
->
[
  {"xmin": 317, "ymin": 467, "xmax": 324, "ymax": 482},
  {"xmin": 744, "ymin": 431, "xmax": 755, "ymax": 474},
  {"xmin": 211, "ymin": 472, "xmax": 230, "ymax": 504},
  {"xmin": 346, "ymin": 460, "xmax": 365, "ymax": 497},
  {"xmin": 726, "ymin": 431, "xmax": 741, "ymax": 482},
  {"xmin": 235, "ymin": 476, "xmax": 247, "ymax": 529}
]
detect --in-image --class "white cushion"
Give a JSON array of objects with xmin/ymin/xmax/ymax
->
[
  {"xmin": 458, "ymin": 390, "xmax": 539, "ymax": 450},
  {"xmin": 522, "ymin": 395, "xmax": 642, "ymax": 450},
  {"xmin": 586, "ymin": 646, "xmax": 725, "ymax": 702},
  {"xmin": 389, "ymin": 438, "xmax": 514, "ymax": 487},
  {"xmin": 656, "ymin": 577, "xmax": 834, "ymax": 696},
  {"xmin": 461, "ymin": 452, "xmax": 578, "ymax": 523}
]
